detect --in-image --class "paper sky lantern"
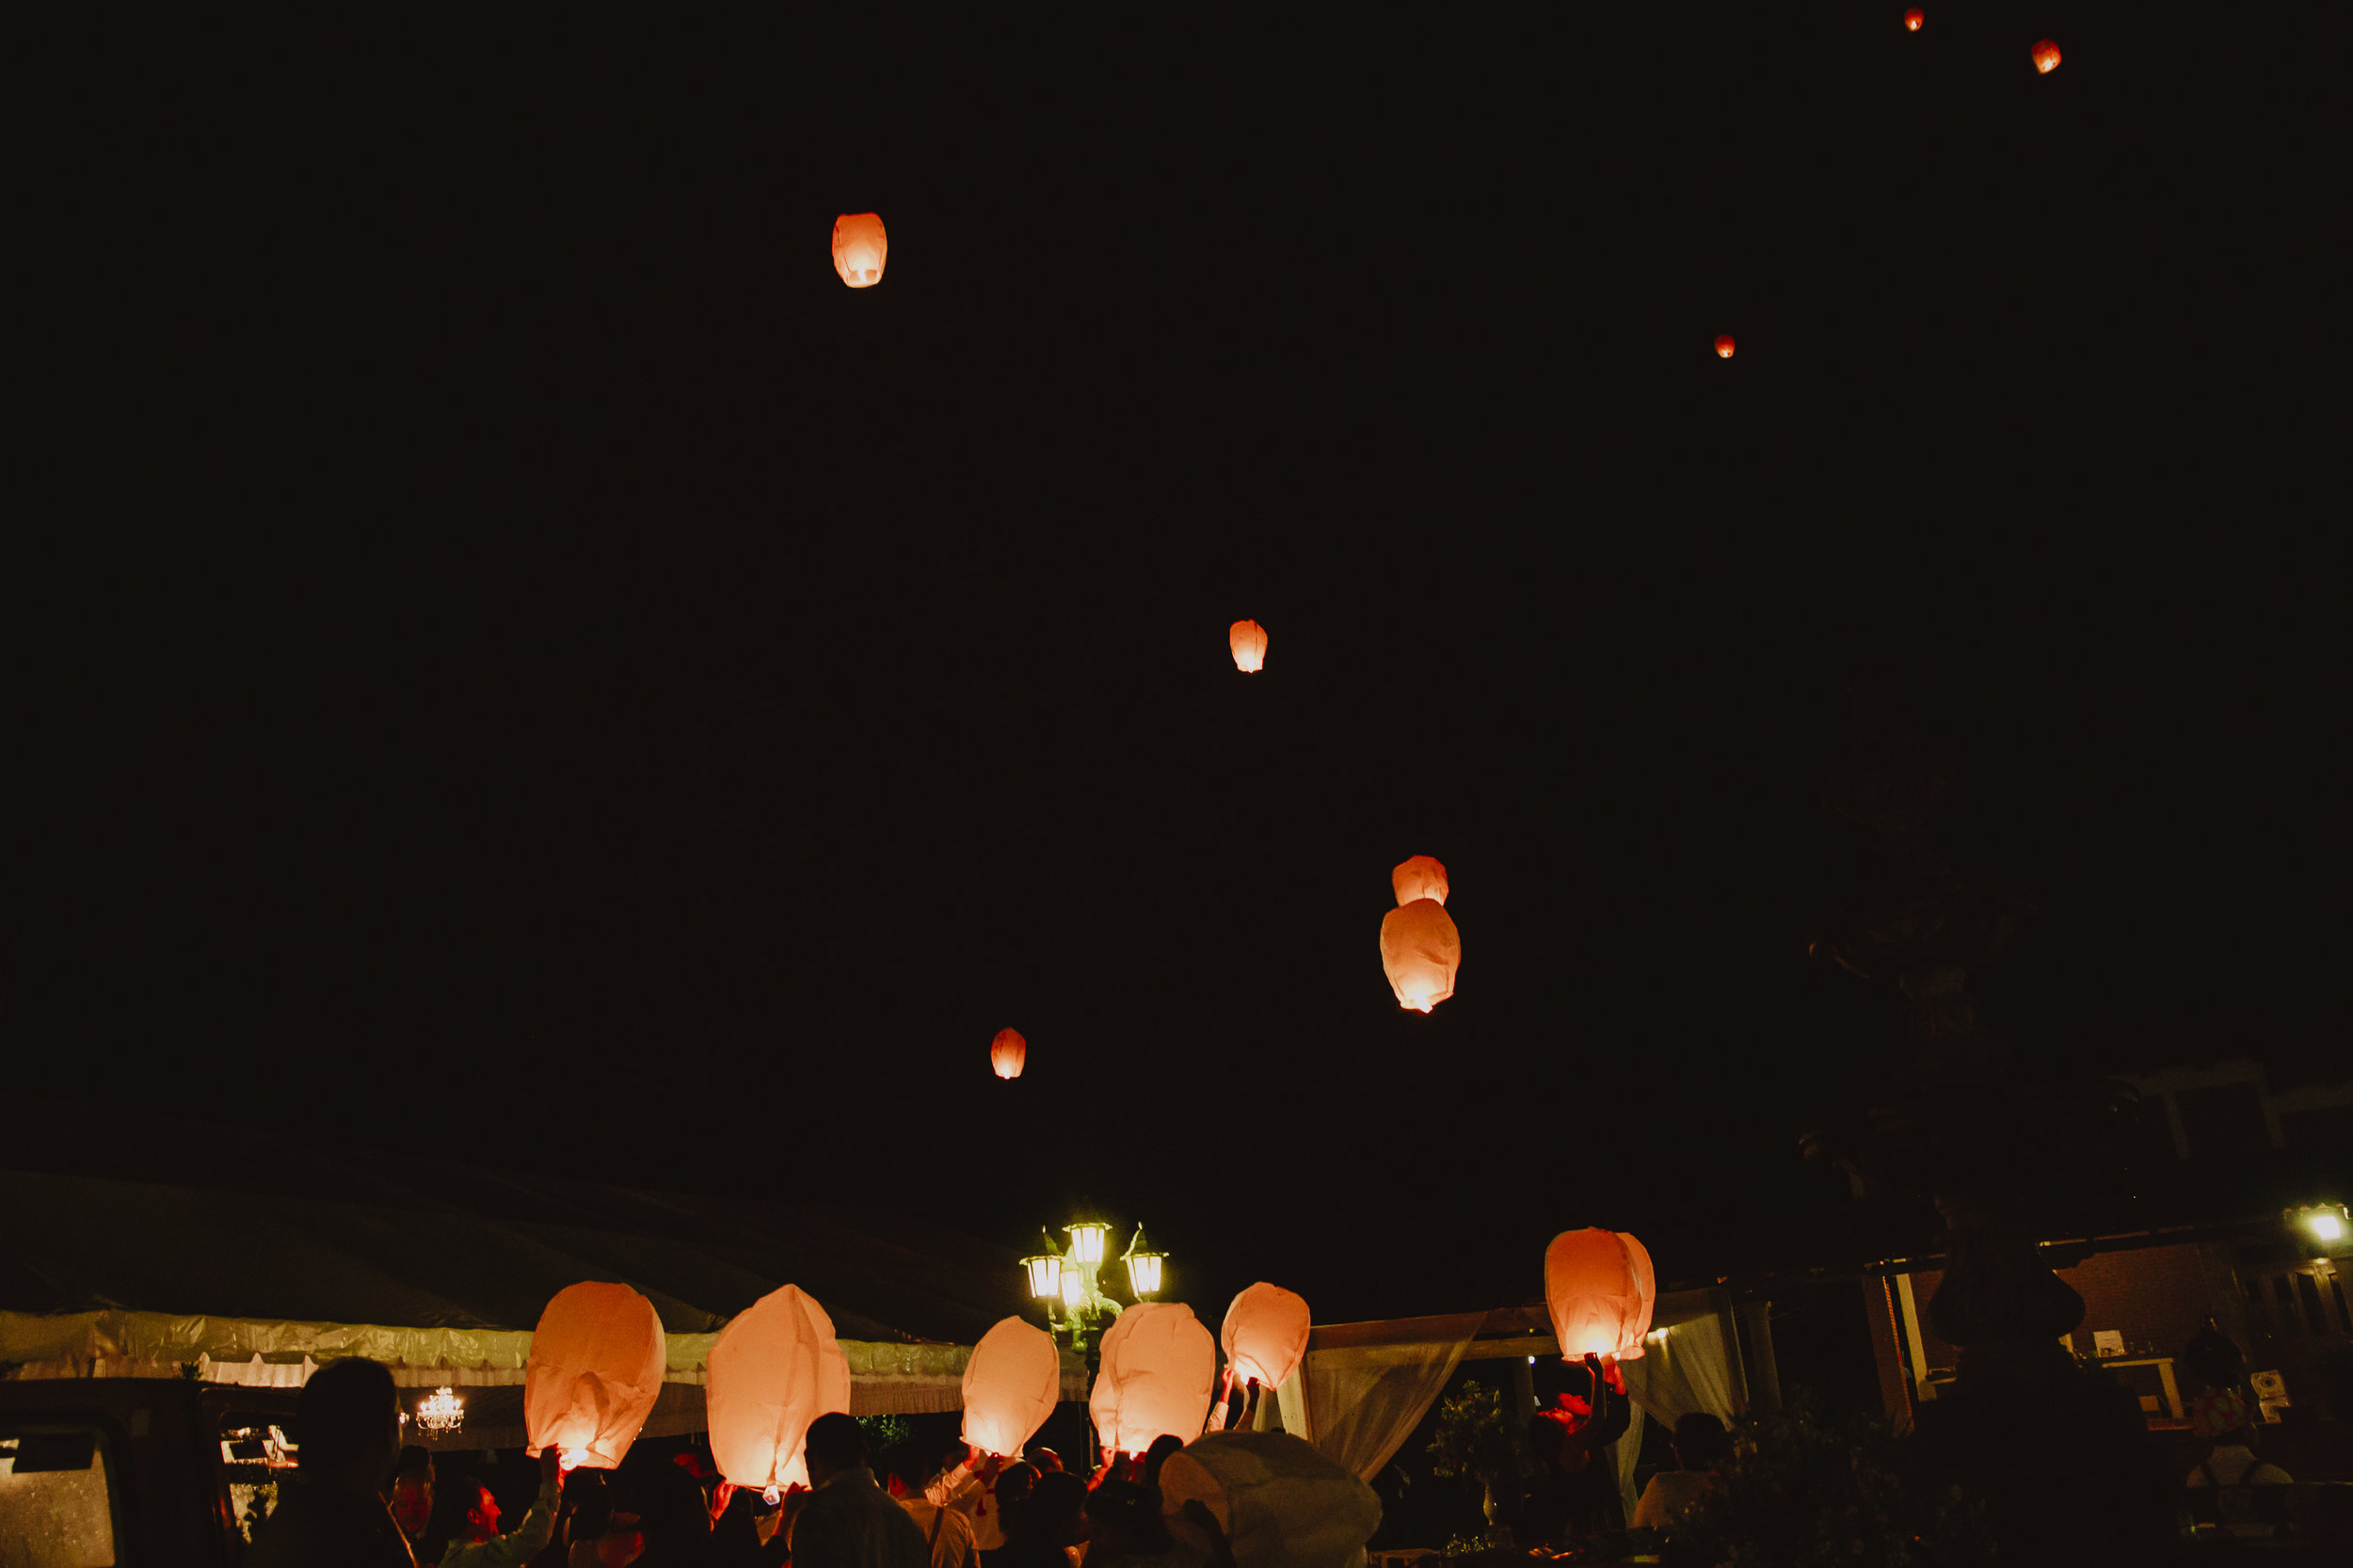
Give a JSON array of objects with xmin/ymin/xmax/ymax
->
[
  {"xmin": 1160, "ymin": 1432, "xmax": 1381, "ymax": 1568},
  {"xmin": 1379, "ymin": 881, "xmax": 1461, "ymax": 1015},
  {"xmin": 961, "ymin": 1317, "xmax": 1062, "ymax": 1459},
  {"xmin": 2031, "ymin": 39, "xmax": 2060, "ymax": 73},
  {"xmin": 1090, "ymin": 1301, "xmax": 1217, "ymax": 1455},
  {"xmin": 1543, "ymin": 1229, "xmax": 1657, "ymax": 1362},
  {"xmin": 1390, "ymin": 856, "xmax": 1449, "ymax": 907},
  {"xmin": 707, "ymin": 1285, "xmax": 852, "ymax": 1489},
  {"xmin": 1228, "ymin": 619, "xmax": 1269, "ymax": 673},
  {"xmin": 1220, "ymin": 1284, "xmax": 1311, "ymax": 1391},
  {"xmin": 990, "ymin": 1028, "xmax": 1027, "ymax": 1080},
  {"xmin": 832, "ymin": 213, "xmax": 887, "ymax": 288},
  {"xmin": 1714, "ymin": 334, "xmax": 1736, "ymax": 359},
  {"xmin": 523, "ymin": 1282, "xmax": 666, "ymax": 1467},
  {"xmin": 1904, "ymin": 8, "xmax": 1923, "ymax": 30}
]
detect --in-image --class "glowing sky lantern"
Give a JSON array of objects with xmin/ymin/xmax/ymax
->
[
  {"xmin": 2031, "ymin": 39, "xmax": 2060, "ymax": 74},
  {"xmin": 523, "ymin": 1282, "xmax": 666, "ymax": 1468},
  {"xmin": 1380, "ymin": 856, "xmax": 1461, "ymax": 1013},
  {"xmin": 1715, "ymin": 335, "xmax": 1736, "ymax": 360},
  {"xmin": 990, "ymin": 1028, "xmax": 1027, "ymax": 1080},
  {"xmin": 1220, "ymin": 1283, "xmax": 1312, "ymax": 1391},
  {"xmin": 832, "ymin": 213, "xmax": 888, "ymax": 288},
  {"xmin": 707, "ymin": 1285, "xmax": 852, "ymax": 1489},
  {"xmin": 961, "ymin": 1317, "xmax": 1062, "ymax": 1459},
  {"xmin": 1904, "ymin": 8, "xmax": 1923, "ymax": 30},
  {"xmin": 1089, "ymin": 1301, "xmax": 1217, "ymax": 1455},
  {"xmin": 1543, "ymin": 1229, "xmax": 1657, "ymax": 1362},
  {"xmin": 1229, "ymin": 619, "xmax": 1269, "ymax": 673}
]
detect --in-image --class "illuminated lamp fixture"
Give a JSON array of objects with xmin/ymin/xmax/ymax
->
[
  {"xmin": 1023, "ymin": 1254, "xmax": 1063, "ymax": 1301},
  {"xmin": 416, "ymin": 1386, "xmax": 465, "ymax": 1435},
  {"xmin": 1060, "ymin": 1268, "xmax": 1086, "ymax": 1309},
  {"xmin": 1065, "ymin": 1218, "xmax": 1111, "ymax": 1266},
  {"xmin": 1123, "ymin": 1226, "xmax": 1166, "ymax": 1298},
  {"xmin": 2291, "ymin": 1203, "xmax": 2350, "ymax": 1248}
]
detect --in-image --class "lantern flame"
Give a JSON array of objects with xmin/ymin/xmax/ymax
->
[
  {"xmin": 1714, "ymin": 334, "xmax": 1736, "ymax": 359},
  {"xmin": 1903, "ymin": 8, "xmax": 1923, "ymax": 30}
]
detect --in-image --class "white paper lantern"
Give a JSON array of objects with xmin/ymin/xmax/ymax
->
[
  {"xmin": 960, "ymin": 1316, "xmax": 1062, "ymax": 1459},
  {"xmin": 1543, "ymin": 1228, "xmax": 1657, "ymax": 1361},
  {"xmin": 706, "ymin": 1285, "xmax": 852, "ymax": 1488},
  {"xmin": 1219, "ymin": 1284, "xmax": 1311, "ymax": 1391},
  {"xmin": 1089, "ymin": 1301, "xmax": 1216, "ymax": 1455},
  {"xmin": 523, "ymin": 1282, "xmax": 666, "ymax": 1467},
  {"xmin": 1160, "ymin": 1431, "xmax": 1381, "ymax": 1568}
]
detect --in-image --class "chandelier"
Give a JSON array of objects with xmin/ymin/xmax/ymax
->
[{"xmin": 416, "ymin": 1386, "xmax": 465, "ymax": 1434}]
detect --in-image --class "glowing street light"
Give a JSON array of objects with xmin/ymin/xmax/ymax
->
[{"xmin": 1020, "ymin": 1218, "xmax": 1167, "ymax": 1360}]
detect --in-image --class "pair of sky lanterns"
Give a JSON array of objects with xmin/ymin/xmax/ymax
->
[{"xmin": 1381, "ymin": 855, "xmax": 1461, "ymax": 1013}]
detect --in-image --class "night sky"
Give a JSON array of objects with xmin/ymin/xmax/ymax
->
[{"xmin": 11, "ymin": 8, "xmax": 2336, "ymax": 1333}]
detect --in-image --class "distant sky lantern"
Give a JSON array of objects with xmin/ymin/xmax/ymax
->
[
  {"xmin": 1390, "ymin": 856, "xmax": 1449, "ymax": 908},
  {"xmin": 1904, "ymin": 8, "xmax": 1923, "ymax": 30},
  {"xmin": 2031, "ymin": 39, "xmax": 2060, "ymax": 73},
  {"xmin": 962, "ymin": 1317, "xmax": 1062, "ymax": 1459},
  {"xmin": 1229, "ymin": 619, "xmax": 1269, "ymax": 673},
  {"xmin": 707, "ymin": 1284, "xmax": 852, "ymax": 1489},
  {"xmin": 832, "ymin": 213, "xmax": 887, "ymax": 288},
  {"xmin": 1380, "ymin": 859, "xmax": 1461, "ymax": 1013},
  {"xmin": 1714, "ymin": 335, "xmax": 1736, "ymax": 360},
  {"xmin": 523, "ymin": 1282, "xmax": 666, "ymax": 1468},
  {"xmin": 1543, "ymin": 1229, "xmax": 1657, "ymax": 1362},
  {"xmin": 991, "ymin": 1028, "xmax": 1027, "ymax": 1080},
  {"xmin": 1221, "ymin": 1284, "xmax": 1312, "ymax": 1391},
  {"xmin": 1090, "ymin": 1302, "xmax": 1218, "ymax": 1456}
]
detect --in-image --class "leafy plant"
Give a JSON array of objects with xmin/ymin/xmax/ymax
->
[
  {"xmin": 1425, "ymin": 1380, "xmax": 1526, "ymax": 1496},
  {"xmin": 856, "ymin": 1414, "xmax": 912, "ymax": 1453}
]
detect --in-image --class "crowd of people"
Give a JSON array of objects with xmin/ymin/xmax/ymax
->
[{"xmin": 241, "ymin": 1357, "xmax": 1234, "ymax": 1568}]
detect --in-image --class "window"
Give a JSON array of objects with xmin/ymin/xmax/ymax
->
[{"xmin": 0, "ymin": 1427, "xmax": 120, "ymax": 1567}]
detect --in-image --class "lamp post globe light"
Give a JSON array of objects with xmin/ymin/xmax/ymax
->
[{"xmin": 1021, "ymin": 1217, "xmax": 1165, "ymax": 1361}]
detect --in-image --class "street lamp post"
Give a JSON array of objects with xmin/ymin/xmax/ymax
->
[{"xmin": 1020, "ymin": 1217, "xmax": 1166, "ymax": 1364}]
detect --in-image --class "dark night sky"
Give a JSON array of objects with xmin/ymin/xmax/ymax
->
[{"xmin": 8, "ymin": 7, "xmax": 2338, "ymax": 1329}]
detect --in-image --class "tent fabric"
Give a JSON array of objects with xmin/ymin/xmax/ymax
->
[
  {"xmin": 1287, "ymin": 1313, "xmax": 1485, "ymax": 1480},
  {"xmin": 1613, "ymin": 1300, "xmax": 1739, "ymax": 1525}
]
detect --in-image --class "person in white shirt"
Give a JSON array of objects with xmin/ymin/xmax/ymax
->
[
  {"xmin": 884, "ymin": 1445, "xmax": 980, "ymax": 1568},
  {"xmin": 1630, "ymin": 1414, "xmax": 1731, "ymax": 1533},
  {"xmin": 2186, "ymin": 1423, "xmax": 2291, "ymax": 1539},
  {"xmin": 922, "ymin": 1443, "xmax": 1008, "ymax": 1553},
  {"xmin": 442, "ymin": 1448, "xmax": 562, "ymax": 1568}
]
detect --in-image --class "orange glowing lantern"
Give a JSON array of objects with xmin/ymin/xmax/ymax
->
[
  {"xmin": 2031, "ymin": 39, "xmax": 2060, "ymax": 73},
  {"xmin": 1380, "ymin": 856, "xmax": 1461, "ymax": 1013},
  {"xmin": 523, "ymin": 1282, "xmax": 666, "ymax": 1468},
  {"xmin": 1904, "ymin": 8, "xmax": 1923, "ymax": 30},
  {"xmin": 1220, "ymin": 1283, "xmax": 1312, "ymax": 1391},
  {"xmin": 1229, "ymin": 619, "xmax": 1269, "ymax": 673},
  {"xmin": 831, "ymin": 213, "xmax": 887, "ymax": 288},
  {"xmin": 1390, "ymin": 856, "xmax": 1449, "ymax": 908},
  {"xmin": 1714, "ymin": 335, "xmax": 1736, "ymax": 359},
  {"xmin": 961, "ymin": 1316, "xmax": 1062, "ymax": 1459},
  {"xmin": 707, "ymin": 1284, "xmax": 852, "ymax": 1489},
  {"xmin": 991, "ymin": 1028, "xmax": 1027, "ymax": 1080},
  {"xmin": 1089, "ymin": 1301, "xmax": 1217, "ymax": 1455},
  {"xmin": 1543, "ymin": 1229, "xmax": 1657, "ymax": 1362}
]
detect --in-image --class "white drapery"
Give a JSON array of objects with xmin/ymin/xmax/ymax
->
[
  {"xmin": 1613, "ymin": 1303, "xmax": 1740, "ymax": 1524},
  {"xmin": 1275, "ymin": 1313, "xmax": 1483, "ymax": 1480}
]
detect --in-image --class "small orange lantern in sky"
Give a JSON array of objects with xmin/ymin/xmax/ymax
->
[
  {"xmin": 2031, "ymin": 40, "xmax": 2060, "ymax": 73},
  {"xmin": 1380, "ymin": 857, "xmax": 1461, "ymax": 1014},
  {"xmin": 1229, "ymin": 620, "xmax": 1269, "ymax": 673},
  {"xmin": 1903, "ymin": 8, "xmax": 1923, "ymax": 30},
  {"xmin": 1714, "ymin": 335, "xmax": 1736, "ymax": 360},
  {"xmin": 832, "ymin": 213, "xmax": 887, "ymax": 288},
  {"xmin": 991, "ymin": 1028, "xmax": 1027, "ymax": 1080},
  {"xmin": 1544, "ymin": 1229, "xmax": 1657, "ymax": 1362}
]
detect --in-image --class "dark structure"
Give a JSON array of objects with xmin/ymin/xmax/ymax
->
[{"xmin": 1802, "ymin": 688, "xmax": 2169, "ymax": 1560}]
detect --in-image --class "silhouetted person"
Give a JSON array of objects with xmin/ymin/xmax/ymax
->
[
  {"xmin": 787, "ymin": 1412, "xmax": 927, "ymax": 1568},
  {"xmin": 1139, "ymin": 1436, "xmax": 1183, "ymax": 1491},
  {"xmin": 616, "ymin": 1452, "xmax": 716, "ymax": 1568},
  {"xmin": 245, "ymin": 1357, "xmax": 414, "ymax": 1567},
  {"xmin": 443, "ymin": 1449, "xmax": 562, "ymax": 1567},
  {"xmin": 1517, "ymin": 1353, "xmax": 1631, "ymax": 1544},
  {"xmin": 1080, "ymin": 1479, "xmax": 1205, "ymax": 1568},
  {"xmin": 1629, "ymin": 1413, "xmax": 1731, "ymax": 1531},
  {"xmin": 984, "ymin": 1462, "xmax": 1038, "ymax": 1550},
  {"xmin": 986, "ymin": 1469, "xmax": 1086, "ymax": 1568},
  {"xmin": 882, "ymin": 1444, "xmax": 979, "ymax": 1568},
  {"xmin": 2188, "ymin": 1418, "xmax": 2292, "ymax": 1539},
  {"xmin": 392, "ymin": 1447, "xmax": 443, "ymax": 1562}
]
